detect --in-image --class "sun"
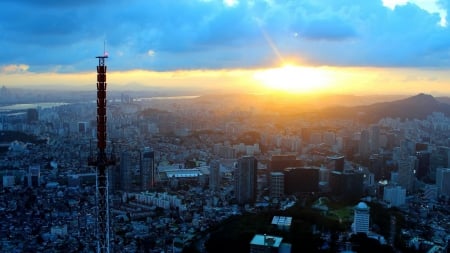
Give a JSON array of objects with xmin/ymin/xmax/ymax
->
[{"xmin": 253, "ymin": 64, "xmax": 333, "ymax": 93}]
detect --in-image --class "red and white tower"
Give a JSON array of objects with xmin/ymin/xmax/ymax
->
[{"xmin": 89, "ymin": 53, "xmax": 114, "ymax": 253}]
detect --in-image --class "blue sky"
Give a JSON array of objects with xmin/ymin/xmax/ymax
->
[
  {"xmin": 0, "ymin": 0, "xmax": 448, "ymax": 72},
  {"xmin": 1, "ymin": 0, "xmax": 450, "ymax": 94}
]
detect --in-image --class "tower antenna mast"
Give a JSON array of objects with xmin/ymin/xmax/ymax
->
[{"xmin": 89, "ymin": 51, "xmax": 115, "ymax": 253}]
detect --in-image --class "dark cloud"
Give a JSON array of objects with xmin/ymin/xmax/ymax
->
[{"xmin": 0, "ymin": 0, "xmax": 449, "ymax": 72}]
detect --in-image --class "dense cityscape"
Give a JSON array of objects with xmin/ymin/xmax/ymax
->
[
  {"xmin": 0, "ymin": 86, "xmax": 449, "ymax": 253},
  {"xmin": 2, "ymin": 0, "xmax": 450, "ymax": 252}
]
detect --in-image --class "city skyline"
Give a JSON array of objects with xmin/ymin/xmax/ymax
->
[{"xmin": 1, "ymin": 0, "xmax": 450, "ymax": 95}]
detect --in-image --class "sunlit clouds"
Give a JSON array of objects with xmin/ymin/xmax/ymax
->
[
  {"xmin": 0, "ymin": 0, "xmax": 450, "ymax": 95},
  {"xmin": 382, "ymin": 0, "xmax": 447, "ymax": 26},
  {"xmin": 2, "ymin": 64, "xmax": 450, "ymax": 96},
  {"xmin": 223, "ymin": 0, "xmax": 239, "ymax": 8},
  {"xmin": 1, "ymin": 64, "xmax": 29, "ymax": 74}
]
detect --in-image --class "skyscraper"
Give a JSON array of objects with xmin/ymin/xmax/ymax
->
[
  {"xmin": 270, "ymin": 172, "xmax": 284, "ymax": 199},
  {"xmin": 430, "ymin": 146, "xmax": 450, "ymax": 178},
  {"xmin": 383, "ymin": 185, "xmax": 406, "ymax": 207},
  {"xmin": 141, "ymin": 147, "xmax": 155, "ymax": 191},
  {"xmin": 284, "ymin": 167, "xmax": 319, "ymax": 194},
  {"xmin": 269, "ymin": 155, "xmax": 303, "ymax": 172},
  {"xmin": 119, "ymin": 151, "xmax": 133, "ymax": 192},
  {"xmin": 329, "ymin": 170, "xmax": 364, "ymax": 202},
  {"xmin": 359, "ymin": 129, "xmax": 370, "ymax": 160},
  {"xmin": 397, "ymin": 156, "xmax": 416, "ymax": 192},
  {"xmin": 235, "ymin": 156, "xmax": 257, "ymax": 205},
  {"xmin": 436, "ymin": 168, "xmax": 450, "ymax": 198},
  {"xmin": 369, "ymin": 154, "xmax": 384, "ymax": 180},
  {"xmin": 370, "ymin": 125, "xmax": 380, "ymax": 153},
  {"xmin": 353, "ymin": 202, "xmax": 370, "ymax": 234},
  {"xmin": 209, "ymin": 160, "xmax": 221, "ymax": 191},
  {"xmin": 415, "ymin": 151, "xmax": 430, "ymax": 180}
]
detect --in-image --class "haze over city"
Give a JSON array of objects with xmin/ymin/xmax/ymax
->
[
  {"xmin": 1, "ymin": 0, "xmax": 450, "ymax": 95},
  {"xmin": 2, "ymin": 1, "xmax": 450, "ymax": 253}
]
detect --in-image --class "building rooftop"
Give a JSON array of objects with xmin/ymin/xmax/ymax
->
[
  {"xmin": 356, "ymin": 202, "xmax": 369, "ymax": 210},
  {"xmin": 327, "ymin": 155, "xmax": 344, "ymax": 159},
  {"xmin": 250, "ymin": 234, "xmax": 283, "ymax": 248},
  {"xmin": 271, "ymin": 216, "xmax": 292, "ymax": 227},
  {"xmin": 270, "ymin": 172, "xmax": 284, "ymax": 176},
  {"xmin": 164, "ymin": 169, "xmax": 203, "ymax": 178}
]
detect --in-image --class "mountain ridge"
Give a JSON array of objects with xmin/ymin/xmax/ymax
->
[{"xmin": 319, "ymin": 93, "xmax": 450, "ymax": 123}]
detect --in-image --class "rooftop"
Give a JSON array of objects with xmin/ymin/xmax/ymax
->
[
  {"xmin": 355, "ymin": 202, "xmax": 369, "ymax": 210},
  {"xmin": 164, "ymin": 169, "xmax": 203, "ymax": 178},
  {"xmin": 250, "ymin": 234, "xmax": 283, "ymax": 248},
  {"xmin": 271, "ymin": 216, "xmax": 292, "ymax": 227}
]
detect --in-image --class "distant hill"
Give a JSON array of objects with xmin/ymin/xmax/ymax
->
[
  {"xmin": 320, "ymin": 93, "xmax": 450, "ymax": 123},
  {"xmin": 436, "ymin": 96, "xmax": 450, "ymax": 105},
  {"xmin": 193, "ymin": 93, "xmax": 406, "ymax": 115},
  {"xmin": 150, "ymin": 92, "xmax": 450, "ymax": 123}
]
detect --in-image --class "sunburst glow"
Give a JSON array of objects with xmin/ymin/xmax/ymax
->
[{"xmin": 253, "ymin": 65, "xmax": 333, "ymax": 93}]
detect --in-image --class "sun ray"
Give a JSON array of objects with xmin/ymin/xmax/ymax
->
[{"xmin": 253, "ymin": 64, "xmax": 334, "ymax": 94}]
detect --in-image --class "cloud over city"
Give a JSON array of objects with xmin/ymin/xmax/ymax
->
[{"xmin": 0, "ymin": 0, "xmax": 449, "ymax": 73}]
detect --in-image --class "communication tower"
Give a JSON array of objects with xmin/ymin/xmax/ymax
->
[{"xmin": 89, "ymin": 52, "xmax": 115, "ymax": 253}]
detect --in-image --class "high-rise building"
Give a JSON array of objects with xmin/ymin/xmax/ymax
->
[
  {"xmin": 119, "ymin": 151, "xmax": 133, "ymax": 192},
  {"xmin": 353, "ymin": 202, "xmax": 370, "ymax": 234},
  {"xmin": 209, "ymin": 160, "xmax": 221, "ymax": 191},
  {"xmin": 141, "ymin": 147, "xmax": 155, "ymax": 191},
  {"xmin": 270, "ymin": 172, "xmax": 284, "ymax": 199},
  {"xmin": 342, "ymin": 136, "xmax": 356, "ymax": 160},
  {"xmin": 235, "ymin": 156, "xmax": 257, "ymax": 205},
  {"xmin": 109, "ymin": 162, "xmax": 121, "ymax": 193},
  {"xmin": 269, "ymin": 155, "xmax": 303, "ymax": 172},
  {"xmin": 430, "ymin": 146, "xmax": 450, "ymax": 178},
  {"xmin": 284, "ymin": 167, "xmax": 319, "ymax": 194},
  {"xmin": 214, "ymin": 144, "xmax": 236, "ymax": 159},
  {"xmin": 329, "ymin": 170, "xmax": 364, "ymax": 202},
  {"xmin": 369, "ymin": 154, "xmax": 385, "ymax": 181},
  {"xmin": 423, "ymin": 184, "xmax": 438, "ymax": 201},
  {"xmin": 415, "ymin": 151, "xmax": 430, "ymax": 180},
  {"xmin": 400, "ymin": 139, "xmax": 416, "ymax": 156},
  {"xmin": 436, "ymin": 168, "xmax": 450, "ymax": 197},
  {"xmin": 397, "ymin": 156, "xmax": 416, "ymax": 192},
  {"xmin": 370, "ymin": 125, "xmax": 380, "ymax": 153},
  {"xmin": 359, "ymin": 130, "xmax": 370, "ymax": 160},
  {"xmin": 383, "ymin": 185, "xmax": 406, "ymax": 207}
]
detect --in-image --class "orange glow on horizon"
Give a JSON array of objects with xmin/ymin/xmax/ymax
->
[
  {"xmin": 1, "ymin": 64, "xmax": 450, "ymax": 96},
  {"xmin": 253, "ymin": 64, "xmax": 335, "ymax": 94}
]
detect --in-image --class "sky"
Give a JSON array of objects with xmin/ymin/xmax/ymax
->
[{"xmin": 1, "ymin": 0, "xmax": 450, "ymax": 95}]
